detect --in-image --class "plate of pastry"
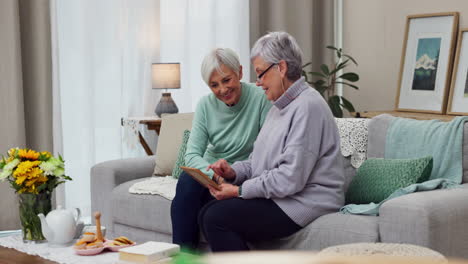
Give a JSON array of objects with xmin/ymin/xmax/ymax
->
[
  {"xmin": 73, "ymin": 232, "xmax": 105, "ymax": 255},
  {"xmin": 73, "ymin": 233, "xmax": 135, "ymax": 255},
  {"xmin": 105, "ymin": 236, "xmax": 137, "ymax": 252},
  {"xmin": 73, "ymin": 212, "xmax": 135, "ymax": 255}
]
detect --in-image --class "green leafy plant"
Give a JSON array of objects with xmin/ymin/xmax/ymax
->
[{"xmin": 302, "ymin": 45, "xmax": 359, "ymax": 118}]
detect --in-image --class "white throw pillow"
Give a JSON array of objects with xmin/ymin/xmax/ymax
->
[{"xmin": 153, "ymin": 113, "xmax": 194, "ymax": 176}]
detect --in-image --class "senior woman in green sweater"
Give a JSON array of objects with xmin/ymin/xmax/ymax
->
[
  {"xmin": 202, "ymin": 32, "xmax": 345, "ymax": 252},
  {"xmin": 170, "ymin": 48, "xmax": 271, "ymax": 251}
]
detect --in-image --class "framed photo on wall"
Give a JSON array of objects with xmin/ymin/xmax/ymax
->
[
  {"xmin": 396, "ymin": 12, "xmax": 459, "ymax": 114},
  {"xmin": 447, "ymin": 29, "xmax": 468, "ymax": 115}
]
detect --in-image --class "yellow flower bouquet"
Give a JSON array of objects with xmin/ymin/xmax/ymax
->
[
  {"xmin": 0, "ymin": 148, "xmax": 72, "ymax": 242},
  {"xmin": 0, "ymin": 148, "xmax": 72, "ymax": 193}
]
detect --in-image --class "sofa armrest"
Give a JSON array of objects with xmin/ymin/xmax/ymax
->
[
  {"xmin": 90, "ymin": 155, "xmax": 155, "ymax": 233},
  {"xmin": 379, "ymin": 184, "xmax": 468, "ymax": 258}
]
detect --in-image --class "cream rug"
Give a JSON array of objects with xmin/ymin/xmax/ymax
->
[{"xmin": 318, "ymin": 243, "xmax": 446, "ymax": 261}]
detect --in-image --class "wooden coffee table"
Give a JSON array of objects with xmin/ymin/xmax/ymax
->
[{"xmin": 0, "ymin": 246, "xmax": 57, "ymax": 264}]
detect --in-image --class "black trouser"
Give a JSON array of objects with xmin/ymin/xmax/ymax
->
[
  {"xmin": 170, "ymin": 171, "xmax": 214, "ymax": 251},
  {"xmin": 198, "ymin": 197, "xmax": 302, "ymax": 252}
]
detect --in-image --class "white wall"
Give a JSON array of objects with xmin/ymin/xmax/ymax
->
[{"xmin": 343, "ymin": 0, "xmax": 468, "ymax": 112}]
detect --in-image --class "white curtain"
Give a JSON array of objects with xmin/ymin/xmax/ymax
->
[
  {"xmin": 160, "ymin": 0, "xmax": 250, "ymax": 112},
  {"xmin": 51, "ymin": 0, "xmax": 160, "ymax": 219},
  {"xmin": 50, "ymin": 0, "xmax": 249, "ymax": 220}
]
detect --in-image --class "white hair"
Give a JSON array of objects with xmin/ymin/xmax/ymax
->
[
  {"xmin": 201, "ymin": 48, "xmax": 240, "ymax": 85},
  {"xmin": 251, "ymin": 31, "xmax": 303, "ymax": 81}
]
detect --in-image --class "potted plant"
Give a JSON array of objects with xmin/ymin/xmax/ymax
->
[{"xmin": 302, "ymin": 46, "xmax": 359, "ymax": 118}]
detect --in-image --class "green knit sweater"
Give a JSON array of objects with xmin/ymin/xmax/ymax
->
[{"xmin": 185, "ymin": 82, "xmax": 271, "ymax": 178}]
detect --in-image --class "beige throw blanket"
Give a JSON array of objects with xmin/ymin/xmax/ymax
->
[{"xmin": 128, "ymin": 176, "xmax": 177, "ymax": 200}]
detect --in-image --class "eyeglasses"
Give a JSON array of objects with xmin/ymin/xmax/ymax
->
[{"xmin": 256, "ymin": 63, "xmax": 277, "ymax": 82}]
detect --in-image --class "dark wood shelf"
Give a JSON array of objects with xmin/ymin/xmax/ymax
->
[{"xmin": 354, "ymin": 111, "xmax": 456, "ymax": 122}]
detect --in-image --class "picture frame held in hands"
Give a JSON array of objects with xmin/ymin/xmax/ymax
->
[{"xmin": 180, "ymin": 166, "xmax": 221, "ymax": 191}]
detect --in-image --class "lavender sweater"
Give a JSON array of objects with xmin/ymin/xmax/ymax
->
[{"xmin": 231, "ymin": 77, "xmax": 345, "ymax": 227}]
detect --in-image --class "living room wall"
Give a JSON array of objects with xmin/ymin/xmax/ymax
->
[
  {"xmin": 343, "ymin": 0, "xmax": 468, "ymax": 112},
  {"xmin": 0, "ymin": 0, "xmax": 24, "ymax": 230}
]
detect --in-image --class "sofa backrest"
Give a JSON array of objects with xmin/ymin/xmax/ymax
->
[
  {"xmin": 155, "ymin": 113, "xmax": 360, "ymax": 187},
  {"xmin": 155, "ymin": 113, "xmax": 468, "ymax": 185},
  {"xmin": 341, "ymin": 156, "xmax": 356, "ymax": 194},
  {"xmin": 367, "ymin": 115, "xmax": 468, "ymax": 184}
]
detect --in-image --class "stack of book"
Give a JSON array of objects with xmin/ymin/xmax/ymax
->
[{"xmin": 117, "ymin": 241, "xmax": 180, "ymax": 264}]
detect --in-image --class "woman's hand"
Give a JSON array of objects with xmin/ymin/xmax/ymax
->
[
  {"xmin": 207, "ymin": 159, "xmax": 236, "ymax": 180},
  {"xmin": 212, "ymin": 173, "xmax": 225, "ymax": 184},
  {"xmin": 208, "ymin": 183, "xmax": 239, "ymax": 200}
]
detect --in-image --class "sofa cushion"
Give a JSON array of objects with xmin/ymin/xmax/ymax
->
[
  {"xmin": 112, "ymin": 178, "xmax": 173, "ymax": 235},
  {"xmin": 346, "ymin": 156, "xmax": 433, "ymax": 204},
  {"xmin": 342, "ymin": 155, "xmax": 356, "ymax": 194},
  {"xmin": 252, "ymin": 213, "xmax": 379, "ymax": 250},
  {"xmin": 171, "ymin": 130, "xmax": 190, "ymax": 179},
  {"xmin": 113, "ymin": 222, "xmax": 172, "ymax": 244},
  {"xmin": 153, "ymin": 113, "xmax": 194, "ymax": 176},
  {"xmin": 367, "ymin": 114, "xmax": 395, "ymax": 158}
]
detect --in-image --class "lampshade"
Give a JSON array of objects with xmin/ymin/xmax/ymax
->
[
  {"xmin": 152, "ymin": 63, "xmax": 180, "ymax": 117},
  {"xmin": 152, "ymin": 63, "xmax": 181, "ymax": 89}
]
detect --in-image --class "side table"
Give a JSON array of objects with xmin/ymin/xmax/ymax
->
[{"xmin": 121, "ymin": 117, "xmax": 162, "ymax": 155}]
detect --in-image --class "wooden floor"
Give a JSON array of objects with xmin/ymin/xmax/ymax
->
[{"xmin": 0, "ymin": 246, "xmax": 57, "ymax": 264}]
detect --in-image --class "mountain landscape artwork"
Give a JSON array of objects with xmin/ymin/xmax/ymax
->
[{"xmin": 412, "ymin": 37, "xmax": 441, "ymax": 91}]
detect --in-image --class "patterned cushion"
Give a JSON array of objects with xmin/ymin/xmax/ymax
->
[
  {"xmin": 345, "ymin": 156, "xmax": 433, "ymax": 204},
  {"xmin": 171, "ymin": 130, "xmax": 190, "ymax": 179}
]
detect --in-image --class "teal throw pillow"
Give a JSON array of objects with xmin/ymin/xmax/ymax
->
[
  {"xmin": 171, "ymin": 130, "xmax": 191, "ymax": 179},
  {"xmin": 345, "ymin": 156, "xmax": 433, "ymax": 204}
]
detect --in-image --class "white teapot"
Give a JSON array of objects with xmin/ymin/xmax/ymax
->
[{"xmin": 38, "ymin": 206, "xmax": 81, "ymax": 245}]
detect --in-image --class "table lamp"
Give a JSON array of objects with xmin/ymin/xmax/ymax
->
[{"xmin": 152, "ymin": 63, "xmax": 180, "ymax": 117}]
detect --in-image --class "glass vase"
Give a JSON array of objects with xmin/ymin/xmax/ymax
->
[{"xmin": 18, "ymin": 193, "xmax": 52, "ymax": 243}]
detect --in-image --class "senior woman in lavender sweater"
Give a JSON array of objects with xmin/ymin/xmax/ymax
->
[{"xmin": 201, "ymin": 31, "xmax": 345, "ymax": 252}]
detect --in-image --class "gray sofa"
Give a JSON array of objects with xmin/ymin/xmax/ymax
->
[{"xmin": 91, "ymin": 114, "xmax": 468, "ymax": 258}]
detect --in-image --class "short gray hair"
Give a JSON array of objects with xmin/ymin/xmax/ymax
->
[
  {"xmin": 251, "ymin": 31, "xmax": 303, "ymax": 81},
  {"xmin": 201, "ymin": 48, "xmax": 240, "ymax": 85}
]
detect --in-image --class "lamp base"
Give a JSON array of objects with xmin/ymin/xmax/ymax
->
[{"xmin": 155, "ymin": 92, "xmax": 179, "ymax": 117}]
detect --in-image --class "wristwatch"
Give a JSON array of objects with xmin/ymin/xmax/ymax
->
[{"xmin": 238, "ymin": 185, "xmax": 243, "ymax": 198}]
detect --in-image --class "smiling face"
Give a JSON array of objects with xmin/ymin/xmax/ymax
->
[
  {"xmin": 208, "ymin": 64, "xmax": 243, "ymax": 105},
  {"xmin": 253, "ymin": 56, "xmax": 285, "ymax": 101}
]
